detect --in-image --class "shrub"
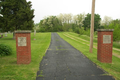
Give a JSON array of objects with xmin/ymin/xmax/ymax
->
[
  {"xmin": 105, "ymin": 22, "xmax": 120, "ymax": 41},
  {"xmin": 0, "ymin": 44, "xmax": 12, "ymax": 56},
  {"xmin": 94, "ymin": 31, "xmax": 97, "ymax": 35},
  {"xmin": 79, "ymin": 27, "xmax": 85, "ymax": 35},
  {"xmin": 74, "ymin": 27, "xmax": 80, "ymax": 34},
  {"xmin": 68, "ymin": 29, "xmax": 73, "ymax": 32},
  {"xmin": 84, "ymin": 29, "xmax": 90, "ymax": 36},
  {"xmin": 40, "ymin": 28, "xmax": 45, "ymax": 32},
  {"xmin": 113, "ymin": 27, "xmax": 120, "ymax": 41}
]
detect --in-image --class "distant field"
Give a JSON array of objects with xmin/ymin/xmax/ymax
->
[
  {"xmin": 58, "ymin": 32, "xmax": 120, "ymax": 80},
  {"xmin": 0, "ymin": 33, "xmax": 51, "ymax": 80}
]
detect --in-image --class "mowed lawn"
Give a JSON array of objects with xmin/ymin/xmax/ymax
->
[
  {"xmin": 0, "ymin": 32, "xmax": 120, "ymax": 80},
  {"xmin": 0, "ymin": 33, "xmax": 51, "ymax": 80},
  {"xmin": 58, "ymin": 32, "xmax": 120, "ymax": 80}
]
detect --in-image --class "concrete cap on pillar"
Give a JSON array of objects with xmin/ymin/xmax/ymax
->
[
  {"xmin": 97, "ymin": 29, "xmax": 114, "ymax": 32},
  {"xmin": 15, "ymin": 30, "xmax": 31, "ymax": 33}
]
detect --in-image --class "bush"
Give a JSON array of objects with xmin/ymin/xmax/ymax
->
[
  {"xmin": 68, "ymin": 29, "xmax": 73, "ymax": 32},
  {"xmin": 84, "ymin": 29, "xmax": 90, "ymax": 36},
  {"xmin": 113, "ymin": 27, "xmax": 120, "ymax": 41},
  {"xmin": 104, "ymin": 22, "xmax": 120, "ymax": 41},
  {"xmin": 79, "ymin": 27, "xmax": 85, "ymax": 35},
  {"xmin": 94, "ymin": 31, "xmax": 97, "ymax": 35},
  {"xmin": 0, "ymin": 44, "xmax": 12, "ymax": 56},
  {"xmin": 40, "ymin": 28, "xmax": 45, "ymax": 32},
  {"xmin": 74, "ymin": 27, "xmax": 80, "ymax": 34}
]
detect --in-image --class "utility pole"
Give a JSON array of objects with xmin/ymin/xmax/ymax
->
[{"xmin": 89, "ymin": 0, "xmax": 96, "ymax": 53}]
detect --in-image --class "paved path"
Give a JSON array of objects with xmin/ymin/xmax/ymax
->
[{"xmin": 36, "ymin": 33, "xmax": 115, "ymax": 80}]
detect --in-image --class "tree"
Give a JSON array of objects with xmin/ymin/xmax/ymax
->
[
  {"xmin": 0, "ymin": 0, "xmax": 34, "ymax": 32},
  {"xmin": 101, "ymin": 16, "xmax": 112, "ymax": 26},
  {"xmin": 0, "ymin": 15, "xmax": 4, "ymax": 31},
  {"xmin": 57, "ymin": 13, "xmax": 73, "ymax": 24},
  {"xmin": 73, "ymin": 15, "xmax": 77, "ymax": 24},
  {"xmin": 66, "ymin": 13, "xmax": 73, "ymax": 24},
  {"xmin": 76, "ymin": 13, "xmax": 85, "ymax": 27},
  {"xmin": 103, "ymin": 19, "xmax": 120, "ymax": 41},
  {"xmin": 39, "ymin": 16, "xmax": 62, "ymax": 32},
  {"xmin": 111, "ymin": 19, "xmax": 120, "ymax": 25},
  {"xmin": 83, "ymin": 13, "xmax": 101, "ymax": 31},
  {"xmin": 57, "ymin": 13, "xmax": 64, "ymax": 25},
  {"xmin": 83, "ymin": 13, "xmax": 91, "ymax": 30}
]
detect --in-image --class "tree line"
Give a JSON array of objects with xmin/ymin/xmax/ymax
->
[
  {"xmin": 38, "ymin": 13, "xmax": 120, "ymax": 41},
  {"xmin": 0, "ymin": 0, "xmax": 34, "ymax": 32},
  {"xmin": 38, "ymin": 13, "xmax": 101, "ymax": 32}
]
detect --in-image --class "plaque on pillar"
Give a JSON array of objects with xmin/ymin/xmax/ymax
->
[{"xmin": 103, "ymin": 35, "xmax": 111, "ymax": 44}]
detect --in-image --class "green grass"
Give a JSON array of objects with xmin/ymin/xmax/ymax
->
[
  {"xmin": 69, "ymin": 32, "xmax": 120, "ymax": 49},
  {"xmin": 69, "ymin": 32, "xmax": 97, "ymax": 42},
  {"xmin": 58, "ymin": 32, "xmax": 120, "ymax": 80},
  {"xmin": 38, "ymin": 70, "xmax": 44, "ymax": 77},
  {"xmin": 0, "ymin": 33, "xmax": 51, "ymax": 80},
  {"xmin": 64, "ymin": 32, "xmax": 120, "ymax": 56},
  {"xmin": 113, "ymin": 42, "xmax": 120, "ymax": 49}
]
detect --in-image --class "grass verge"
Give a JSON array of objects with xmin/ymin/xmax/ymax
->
[
  {"xmin": 0, "ymin": 32, "xmax": 51, "ymax": 80},
  {"xmin": 58, "ymin": 32, "xmax": 120, "ymax": 80},
  {"xmin": 64, "ymin": 32, "xmax": 120, "ymax": 56}
]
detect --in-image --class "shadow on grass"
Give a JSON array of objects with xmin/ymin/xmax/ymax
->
[
  {"xmin": 10, "ymin": 61, "xmax": 17, "ymax": 64},
  {"xmin": 0, "ymin": 38, "xmax": 15, "ymax": 40}
]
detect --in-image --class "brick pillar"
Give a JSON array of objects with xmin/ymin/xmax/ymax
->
[
  {"xmin": 15, "ymin": 31, "xmax": 31, "ymax": 64},
  {"xmin": 97, "ymin": 29, "xmax": 114, "ymax": 63}
]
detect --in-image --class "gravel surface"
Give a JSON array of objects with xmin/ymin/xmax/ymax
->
[{"xmin": 36, "ymin": 33, "xmax": 115, "ymax": 80}]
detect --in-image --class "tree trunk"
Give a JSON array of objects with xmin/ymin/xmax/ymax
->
[
  {"xmin": 1, "ymin": 33, "xmax": 3, "ymax": 38},
  {"xmin": 13, "ymin": 30, "xmax": 16, "ymax": 39},
  {"xmin": 13, "ymin": 26, "xmax": 17, "ymax": 39}
]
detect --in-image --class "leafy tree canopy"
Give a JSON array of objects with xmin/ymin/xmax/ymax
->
[
  {"xmin": 83, "ymin": 13, "xmax": 101, "ymax": 31},
  {"xmin": 39, "ymin": 16, "xmax": 63, "ymax": 32},
  {"xmin": 0, "ymin": 0, "xmax": 34, "ymax": 32}
]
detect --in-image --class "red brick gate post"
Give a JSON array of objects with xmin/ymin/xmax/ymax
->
[
  {"xmin": 97, "ymin": 29, "xmax": 114, "ymax": 63},
  {"xmin": 15, "ymin": 31, "xmax": 31, "ymax": 64}
]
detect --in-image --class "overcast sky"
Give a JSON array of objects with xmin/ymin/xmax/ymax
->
[{"xmin": 26, "ymin": 0, "xmax": 120, "ymax": 23}]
